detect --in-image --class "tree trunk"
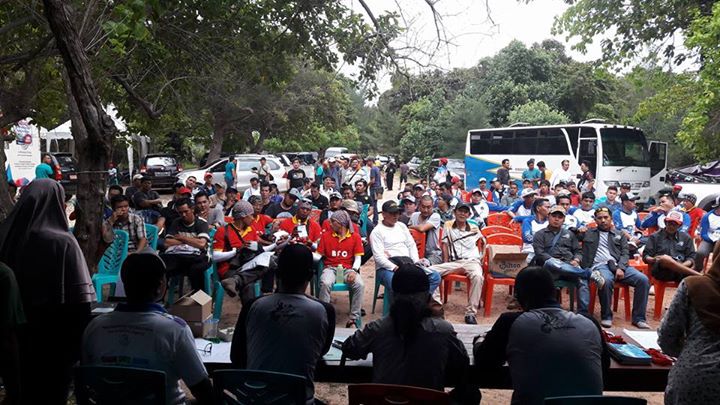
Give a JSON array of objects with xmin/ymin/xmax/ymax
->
[
  {"xmin": 43, "ymin": 0, "xmax": 116, "ymax": 273},
  {"xmin": 208, "ymin": 118, "xmax": 226, "ymax": 164}
]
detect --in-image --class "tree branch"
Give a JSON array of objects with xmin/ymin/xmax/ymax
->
[{"xmin": 112, "ymin": 74, "xmax": 163, "ymax": 119}]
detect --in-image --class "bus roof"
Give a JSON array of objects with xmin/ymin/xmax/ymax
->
[{"xmin": 468, "ymin": 123, "xmax": 642, "ymax": 133}]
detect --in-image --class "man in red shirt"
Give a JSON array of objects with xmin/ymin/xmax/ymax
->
[
  {"xmin": 279, "ymin": 199, "xmax": 322, "ymax": 248},
  {"xmin": 681, "ymin": 193, "xmax": 705, "ymax": 237},
  {"xmin": 317, "ymin": 210, "xmax": 364, "ymax": 328},
  {"xmin": 248, "ymin": 195, "xmax": 273, "ymax": 241},
  {"xmin": 216, "ymin": 201, "xmax": 282, "ymax": 302}
]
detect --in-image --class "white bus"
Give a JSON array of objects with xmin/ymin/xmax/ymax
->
[{"xmin": 464, "ymin": 122, "xmax": 668, "ymax": 203}]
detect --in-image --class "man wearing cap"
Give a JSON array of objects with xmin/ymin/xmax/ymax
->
[
  {"xmin": 522, "ymin": 159, "xmax": 541, "ymax": 188},
  {"xmin": 326, "ymin": 158, "xmax": 343, "ymax": 189},
  {"xmin": 432, "ymin": 203, "xmax": 484, "ymax": 324},
  {"xmin": 644, "ymin": 210, "xmax": 701, "ymax": 282},
  {"xmin": 680, "ymin": 193, "xmax": 705, "ymax": 237},
  {"xmin": 533, "ymin": 205, "xmax": 600, "ymax": 316},
  {"xmin": 216, "ymin": 201, "xmax": 281, "ymax": 301},
  {"xmin": 549, "ymin": 159, "xmax": 574, "ymax": 188},
  {"xmin": 279, "ymin": 198, "xmax": 322, "ymax": 247},
  {"xmin": 619, "ymin": 182, "xmax": 632, "ymax": 196},
  {"xmin": 696, "ymin": 197, "xmax": 720, "ymax": 271},
  {"xmin": 477, "ymin": 178, "xmax": 492, "ymax": 201},
  {"xmin": 409, "ymin": 196, "xmax": 444, "ymax": 265},
  {"xmin": 593, "ymin": 186, "xmax": 621, "ymax": 212},
  {"xmin": 242, "ymin": 177, "xmax": 261, "ymax": 201},
  {"xmin": 412, "ymin": 184, "xmax": 425, "ymax": 201},
  {"xmin": 222, "ymin": 187, "xmax": 239, "ymax": 216},
  {"xmin": 323, "ymin": 199, "xmax": 360, "ymax": 232},
  {"xmin": 500, "ymin": 182, "xmax": 520, "ymax": 207},
  {"xmin": 612, "ymin": 193, "xmax": 645, "ymax": 249},
  {"xmin": 319, "ymin": 192, "xmax": 343, "ymax": 226},
  {"xmin": 641, "ymin": 194, "xmax": 692, "ymax": 234},
  {"xmin": 399, "ymin": 195, "xmax": 417, "ymax": 225},
  {"xmin": 468, "ymin": 188, "xmax": 490, "ymax": 225},
  {"xmin": 490, "ymin": 178, "xmax": 504, "ymax": 203},
  {"xmin": 317, "ymin": 210, "xmax": 365, "ymax": 328},
  {"xmin": 231, "ymin": 245, "xmax": 335, "ymax": 404},
  {"xmin": 433, "ymin": 158, "xmax": 450, "ymax": 184},
  {"xmin": 370, "ymin": 200, "xmax": 442, "ymax": 310},
  {"xmin": 200, "ymin": 172, "xmax": 216, "ymax": 197},
  {"xmin": 247, "ymin": 195, "xmax": 273, "ymax": 241},
  {"xmin": 82, "ymin": 249, "xmax": 212, "ymax": 404},
  {"xmin": 346, "ymin": 199, "xmax": 375, "ymax": 264},
  {"xmin": 582, "ymin": 207, "xmax": 650, "ymax": 328},
  {"xmin": 264, "ymin": 188, "xmax": 300, "ymax": 219},
  {"xmin": 342, "ymin": 264, "xmax": 473, "ymax": 397},
  {"xmin": 125, "ymin": 173, "xmax": 143, "ymax": 207},
  {"xmin": 308, "ymin": 182, "xmax": 329, "ymax": 211},
  {"xmin": 161, "ymin": 198, "xmax": 211, "ymax": 291},
  {"xmin": 508, "ymin": 188, "xmax": 536, "ymax": 219}
]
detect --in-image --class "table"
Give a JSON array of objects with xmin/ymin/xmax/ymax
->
[{"xmin": 200, "ymin": 324, "xmax": 671, "ymax": 392}]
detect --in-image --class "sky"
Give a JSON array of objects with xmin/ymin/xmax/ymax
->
[{"xmin": 343, "ymin": 0, "xmax": 603, "ymax": 94}]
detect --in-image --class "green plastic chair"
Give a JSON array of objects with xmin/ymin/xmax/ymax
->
[
  {"xmin": 166, "ymin": 228, "xmax": 216, "ymax": 306},
  {"xmin": 74, "ymin": 365, "xmax": 166, "ymax": 405},
  {"xmin": 212, "ymin": 369, "xmax": 306, "ymax": 405},
  {"xmin": 145, "ymin": 223, "xmax": 159, "ymax": 250},
  {"xmin": 92, "ymin": 229, "xmax": 129, "ymax": 303}
]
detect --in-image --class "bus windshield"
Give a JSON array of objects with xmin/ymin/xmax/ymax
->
[{"xmin": 600, "ymin": 128, "xmax": 649, "ymax": 167}]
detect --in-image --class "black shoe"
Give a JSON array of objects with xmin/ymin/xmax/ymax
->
[
  {"xmin": 345, "ymin": 320, "xmax": 358, "ymax": 328},
  {"xmin": 220, "ymin": 278, "xmax": 237, "ymax": 298},
  {"xmin": 361, "ymin": 308, "xmax": 366, "ymax": 317},
  {"xmin": 464, "ymin": 314, "xmax": 478, "ymax": 325}
]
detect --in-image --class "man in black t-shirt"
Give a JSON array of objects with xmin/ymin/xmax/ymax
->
[
  {"xmin": 286, "ymin": 159, "xmax": 306, "ymax": 190},
  {"xmin": 354, "ymin": 179, "xmax": 374, "ymax": 219},
  {"xmin": 309, "ymin": 182, "xmax": 329, "ymax": 210},
  {"xmin": 160, "ymin": 198, "xmax": 211, "ymax": 291}
]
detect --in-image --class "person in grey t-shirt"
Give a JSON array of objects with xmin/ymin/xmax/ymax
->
[
  {"xmin": 408, "ymin": 196, "xmax": 442, "ymax": 264},
  {"xmin": 231, "ymin": 244, "xmax": 335, "ymax": 404}
]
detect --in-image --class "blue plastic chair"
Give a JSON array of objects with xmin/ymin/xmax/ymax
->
[
  {"xmin": 144, "ymin": 223, "xmax": 159, "ymax": 250},
  {"xmin": 166, "ymin": 228, "xmax": 215, "ymax": 306},
  {"xmin": 371, "ymin": 276, "xmax": 390, "ymax": 316},
  {"xmin": 74, "ymin": 365, "xmax": 166, "ymax": 405},
  {"xmin": 212, "ymin": 369, "xmax": 306, "ymax": 405},
  {"xmin": 92, "ymin": 230, "xmax": 129, "ymax": 303}
]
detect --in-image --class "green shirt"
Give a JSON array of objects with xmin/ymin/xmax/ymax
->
[
  {"xmin": 0, "ymin": 262, "xmax": 25, "ymax": 328},
  {"xmin": 35, "ymin": 162, "xmax": 54, "ymax": 179}
]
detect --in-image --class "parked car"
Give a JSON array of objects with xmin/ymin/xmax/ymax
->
[
  {"xmin": 139, "ymin": 153, "xmax": 182, "ymax": 190},
  {"xmin": 325, "ymin": 147, "xmax": 348, "ymax": 158},
  {"xmin": 177, "ymin": 154, "xmax": 288, "ymax": 192},
  {"xmin": 407, "ymin": 157, "xmax": 421, "ymax": 176},
  {"xmin": 49, "ymin": 152, "xmax": 77, "ymax": 194},
  {"xmin": 278, "ymin": 152, "xmax": 317, "ymax": 166}
]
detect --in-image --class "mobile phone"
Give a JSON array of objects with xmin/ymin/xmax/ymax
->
[{"xmin": 296, "ymin": 225, "xmax": 308, "ymax": 239}]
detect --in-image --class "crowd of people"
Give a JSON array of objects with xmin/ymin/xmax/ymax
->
[{"xmin": 1, "ymin": 153, "xmax": 720, "ymax": 405}]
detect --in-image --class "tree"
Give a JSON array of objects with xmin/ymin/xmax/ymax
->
[{"xmin": 507, "ymin": 100, "xmax": 570, "ymax": 125}]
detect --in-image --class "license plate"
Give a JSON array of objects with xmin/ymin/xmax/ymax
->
[
  {"xmin": 69, "ymin": 174, "xmax": 77, "ymax": 180},
  {"xmin": 155, "ymin": 172, "xmax": 170, "ymax": 177}
]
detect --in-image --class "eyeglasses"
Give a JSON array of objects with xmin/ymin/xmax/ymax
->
[{"xmin": 197, "ymin": 342, "xmax": 212, "ymax": 355}]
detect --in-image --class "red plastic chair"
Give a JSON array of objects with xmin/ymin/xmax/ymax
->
[
  {"xmin": 348, "ymin": 384, "xmax": 450, "ymax": 405},
  {"xmin": 481, "ymin": 233, "xmax": 523, "ymax": 317},
  {"xmin": 487, "ymin": 212, "xmax": 512, "ymax": 227},
  {"xmin": 652, "ymin": 279, "xmax": 679, "ymax": 321},
  {"xmin": 481, "ymin": 225, "xmax": 513, "ymax": 237},
  {"xmin": 409, "ymin": 229, "xmax": 426, "ymax": 259},
  {"xmin": 589, "ymin": 283, "xmax": 632, "ymax": 322}
]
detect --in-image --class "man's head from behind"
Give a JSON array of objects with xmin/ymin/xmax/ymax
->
[
  {"xmin": 121, "ymin": 249, "xmax": 167, "ymax": 303},
  {"xmin": 514, "ymin": 266, "xmax": 557, "ymax": 311},
  {"xmin": 277, "ymin": 244, "xmax": 314, "ymax": 292}
]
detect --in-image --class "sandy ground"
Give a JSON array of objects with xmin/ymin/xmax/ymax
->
[{"xmin": 212, "ymin": 178, "xmax": 668, "ymax": 404}]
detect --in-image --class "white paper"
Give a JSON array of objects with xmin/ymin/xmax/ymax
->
[
  {"xmin": 91, "ymin": 307, "xmax": 115, "ymax": 314},
  {"xmin": 624, "ymin": 329, "xmax": 660, "ymax": 350},
  {"xmin": 195, "ymin": 338, "xmax": 232, "ymax": 363}
]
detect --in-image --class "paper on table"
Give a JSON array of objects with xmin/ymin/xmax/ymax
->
[
  {"xmin": 195, "ymin": 338, "xmax": 232, "ymax": 363},
  {"xmin": 624, "ymin": 329, "xmax": 660, "ymax": 350},
  {"xmin": 91, "ymin": 307, "xmax": 115, "ymax": 314}
]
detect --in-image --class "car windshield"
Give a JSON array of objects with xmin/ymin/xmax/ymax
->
[
  {"xmin": 54, "ymin": 155, "xmax": 75, "ymax": 166},
  {"xmin": 600, "ymin": 128, "xmax": 649, "ymax": 167},
  {"xmin": 146, "ymin": 156, "xmax": 176, "ymax": 166},
  {"xmin": 200, "ymin": 158, "xmax": 224, "ymax": 170}
]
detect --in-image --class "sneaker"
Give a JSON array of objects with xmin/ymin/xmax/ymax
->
[
  {"xmin": 633, "ymin": 321, "xmax": 651, "ymax": 330},
  {"xmin": 464, "ymin": 314, "xmax": 478, "ymax": 325},
  {"xmin": 220, "ymin": 278, "xmax": 238, "ymax": 298},
  {"xmin": 600, "ymin": 319, "xmax": 613, "ymax": 328},
  {"xmin": 590, "ymin": 270, "xmax": 605, "ymax": 289},
  {"xmin": 649, "ymin": 285, "xmax": 655, "ymax": 296},
  {"xmin": 345, "ymin": 320, "xmax": 358, "ymax": 329}
]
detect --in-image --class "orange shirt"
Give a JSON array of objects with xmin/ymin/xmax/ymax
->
[
  {"xmin": 318, "ymin": 229, "xmax": 363, "ymax": 268},
  {"xmin": 213, "ymin": 223, "xmax": 258, "ymax": 278}
]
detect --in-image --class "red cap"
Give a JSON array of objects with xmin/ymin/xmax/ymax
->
[
  {"xmin": 178, "ymin": 187, "xmax": 192, "ymax": 195},
  {"xmin": 204, "ymin": 172, "xmax": 213, "ymax": 179},
  {"xmin": 440, "ymin": 158, "xmax": 448, "ymax": 165}
]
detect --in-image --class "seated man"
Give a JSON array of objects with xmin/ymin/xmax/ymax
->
[
  {"xmin": 278, "ymin": 198, "xmax": 322, "ymax": 249},
  {"xmin": 194, "ymin": 191, "xmax": 225, "ymax": 229},
  {"xmin": 431, "ymin": 203, "xmax": 484, "ymax": 324},
  {"xmin": 160, "ymin": 198, "xmax": 211, "ymax": 292},
  {"xmin": 347, "ymin": 199, "xmax": 375, "ymax": 265},
  {"xmin": 641, "ymin": 194, "xmax": 691, "ymax": 233},
  {"xmin": 473, "ymin": 266, "xmax": 606, "ymax": 405},
  {"xmin": 521, "ymin": 198, "xmax": 550, "ymax": 263},
  {"xmin": 612, "ymin": 193, "xmax": 645, "ymax": 253},
  {"xmin": 468, "ymin": 188, "xmax": 490, "ymax": 225},
  {"xmin": 132, "ymin": 176, "xmax": 163, "ymax": 225},
  {"xmin": 593, "ymin": 185, "xmax": 621, "ymax": 212},
  {"xmin": 508, "ymin": 188, "xmax": 536, "ymax": 219},
  {"xmin": 582, "ymin": 207, "xmax": 650, "ymax": 329},
  {"xmin": 532, "ymin": 205, "xmax": 602, "ymax": 316},
  {"xmin": 319, "ymin": 191, "xmax": 343, "ymax": 226},
  {"xmin": 572, "ymin": 192, "xmax": 596, "ymax": 228},
  {"xmin": 231, "ymin": 244, "xmax": 334, "ymax": 404},
  {"xmin": 697, "ymin": 197, "xmax": 720, "ymax": 271},
  {"xmin": 370, "ymin": 200, "xmax": 441, "ymax": 310},
  {"xmin": 398, "ymin": 195, "xmax": 417, "ymax": 225},
  {"xmin": 680, "ymin": 193, "xmax": 705, "ymax": 237},
  {"xmin": 102, "ymin": 194, "xmax": 148, "ymax": 253},
  {"xmin": 264, "ymin": 188, "xmax": 300, "ymax": 219},
  {"xmin": 317, "ymin": 210, "xmax": 364, "ymax": 328},
  {"xmin": 408, "ymin": 196, "xmax": 443, "ymax": 265},
  {"xmin": 644, "ymin": 210, "xmax": 701, "ymax": 282},
  {"xmin": 81, "ymin": 250, "xmax": 212, "ymax": 404},
  {"xmin": 342, "ymin": 264, "xmax": 475, "ymax": 403}
]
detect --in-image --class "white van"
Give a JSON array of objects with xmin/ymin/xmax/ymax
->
[{"xmin": 325, "ymin": 147, "xmax": 348, "ymax": 158}]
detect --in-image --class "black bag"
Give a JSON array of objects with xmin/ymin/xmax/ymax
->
[{"xmin": 224, "ymin": 225, "xmax": 262, "ymax": 269}]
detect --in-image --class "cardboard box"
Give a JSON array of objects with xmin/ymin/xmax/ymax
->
[
  {"xmin": 169, "ymin": 290, "xmax": 212, "ymax": 337},
  {"xmin": 186, "ymin": 315, "xmax": 214, "ymax": 338},
  {"xmin": 487, "ymin": 245, "xmax": 529, "ymax": 278}
]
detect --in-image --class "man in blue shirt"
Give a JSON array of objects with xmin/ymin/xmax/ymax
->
[
  {"xmin": 521, "ymin": 158, "xmax": 541, "ymax": 188},
  {"xmin": 696, "ymin": 197, "xmax": 720, "ymax": 271},
  {"xmin": 34, "ymin": 153, "xmax": 55, "ymax": 179},
  {"xmin": 225, "ymin": 157, "xmax": 236, "ymax": 188},
  {"xmin": 594, "ymin": 185, "xmax": 621, "ymax": 212}
]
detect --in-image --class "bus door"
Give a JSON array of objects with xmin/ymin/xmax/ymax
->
[
  {"xmin": 648, "ymin": 141, "xmax": 668, "ymax": 196},
  {"xmin": 577, "ymin": 138, "xmax": 599, "ymax": 180}
]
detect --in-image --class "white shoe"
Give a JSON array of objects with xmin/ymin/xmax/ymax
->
[
  {"xmin": 649, "ymin": 285, "xmax": 655, "ymax": 296},
  {"xmin": 600, "ymin": 319, "xmax": 612, "ymax": 328},
  {"xmin": 590, "ymin": 270, "xmax": 605, "ymax": 289}
]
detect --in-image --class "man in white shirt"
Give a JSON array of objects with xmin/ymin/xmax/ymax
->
[
  {"xmin": 549, "ymin": 159, "xmax": 575, "ymax": 187},
  {"xmin": 82, "ymin": 250, "xmax": 212, "ymax": 404},
  {"xmin": 371, "ymin": 200, "xmax": 441, "ymax": 310},
  {"xmin": 431, "ymin": 203, "xmax": 484, "ymax": 324},
  {"xmin": 343, "ymin": 158, "xmax": 368, "ymax": 189},
  {"xmin": 242, "ymin": 177, "xmax": 261, "ymax": 201},
  {"xmin": 573, "ymin": 192, "xmax": 596, "ymax": 228}
]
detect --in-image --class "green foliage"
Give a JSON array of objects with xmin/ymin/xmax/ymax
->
[{"xmin": 507, "ymin": 100, "xmax": 570, "ymax": 125}]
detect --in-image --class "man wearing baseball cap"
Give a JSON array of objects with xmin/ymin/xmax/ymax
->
[
  {"xmin": 696, "ymin": 196, "xmax": 720, "ymax": 271},
  {"xmin": 370, "ymin": 200, "xmax": 441, "ymax": 315},
  {"xmin": 319, "ymin": 191, "xmax": 343, "ymax": 226},
  {"xmin": 612, "ymin": 193, "xmax": 644, "ymax": 251},
  {"xmin": 399, "ymin": 195, "xmax": 416, "ymax": 225},
  {"xmin": 125, "ymin": 173, "xmax": 144, "ymax": 206},
  {"xmin": 264, "ymin": 187, "xmax": 301, "ymax": 219},
  {"xmin": 508, "ymin": 188, "xmax": 536, "ymax": 219},
  {"xmin": 680, "ymin": 193, "xmax": 705, "ymax": 238},
  {"xmin": 644, "ymin": 210, "xmax": 701, "ymax": 282},
  {"xmin": 468, "ymin": 188, "xmax": 490, "ymax": 224},
  {"xmin": 279, "ymin": 198, "xmax": 322, "ymax": 247}
]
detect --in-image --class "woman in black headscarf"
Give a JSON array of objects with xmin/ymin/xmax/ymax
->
[{"xmin": 0, "ymin": 178, "xmax": 95, "ymax": 404}]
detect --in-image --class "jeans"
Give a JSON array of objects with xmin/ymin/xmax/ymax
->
[
  {"xmin": 595, "ymin": 264, "xmax": 649, "ymax": 323},
  {"xmin": 696, "ymin": 240, "xmax": 717, "ymax": 271},
  {"xmin": 376, "ymin": 266, "xmax": 441, "ymax": 305},
  {"xmin": 543, "ymin": 258, "xmax": 590, "ymax": 313}
]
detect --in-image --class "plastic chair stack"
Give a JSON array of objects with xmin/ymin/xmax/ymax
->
[{"xmin": 92, "ymin": 229, "xmax": 129, "ymax": 303}]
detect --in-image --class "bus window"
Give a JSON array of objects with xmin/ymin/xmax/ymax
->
[
  {"xmin": 580, "ymin": 126, "xmax": 597, "ymax": 138},
  {"xmin": 489, "ymin": 131, "xmax": 513, "ymax": 154},
  {"xmin": 513, "ymin": 129, "xmax": 537, "ymax": 154},
  {"xmin": 563, "ymin": 127, "xmax": 580, "ymax": 156},
  {"xmin": 537, "ymin": 128, "xmax": 570, "ymax": 155},
  {"xmin": 600, "ymin": 128, "xmax": 649, "ymax": 167}
]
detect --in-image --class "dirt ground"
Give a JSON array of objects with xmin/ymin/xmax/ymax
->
[{"xmin": 214, "ymin": 179, "xmax": 670, "ymax": 404}]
